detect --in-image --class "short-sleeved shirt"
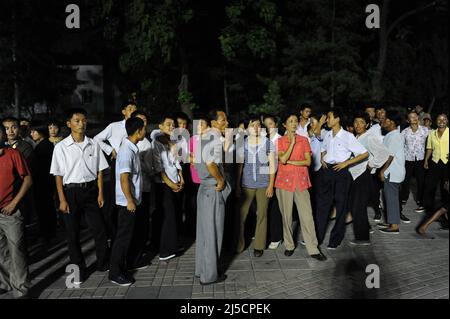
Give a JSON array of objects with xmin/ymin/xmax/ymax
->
[
  {"xmin": 189, "ymin": 135, "xmax": 201, "ymax": 184},
  {"xmin": 383, "ymin": 130, "xmax": 406, "ymax": 183},
  {"xmin": 50, "ymin": 135, "xmax": 109, "ymax": 185},
  {"xmin": 116, "ymin": 138, "xmax": 143, "ymax": 206},
  {"xmin": 0, "ymin": 148, "xmax": 30, "ymax": 209},
  {"xmin": 275, "ymin": 135, "xmax": 312, "ymax": 192},
  {"xmin": 242, "ymin": 137, "xmax": 275, "ymax": 189},
  {"xmin": 321, "ymin": 128, "xmax": 367, "ymax": 164},
  {"xmin": 426, "ymin": 127, "xmax": 449, "ymax": 164},
  {"xmin": 402, "ymin": 125, "xmax": 429, "ymax": 161},
  {"xmin": 152, "ymin": 135, "xmax": 182, "ymax": 184},
  {"xmin": 194, "ymin": 129, "xmax": 225, "ymax": 185},
  {"xmin": 137, "ymin": 137, "xmax": 153, "ymax": 193}
]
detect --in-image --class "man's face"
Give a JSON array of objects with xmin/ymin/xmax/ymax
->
[
  {"xmin": 283, "ymin": 115, "xmax": 299, "ymax": 133},
  {"xmin": 122, "ymin": 104, "xmax": 137, "ymax": 120},
  {"xmin": 353, "ymin": 118, "xmax": 367, "ymax": 135},
  {"xmin": 67, "ymin": 113, "xmax": 87, "ymax": 134},
  {"xmin": 382, "ymin": 118, "xmax": 393, "ymax": 130},
  {"xmin": 436, "ymin": 115, "xmax": 448, "ymax": 129},
  {"xmin": 326, "ymin": 112, "xmax": 339, "ymax": 128},
  {"xmin": 365, "ymin": 107, "xmax": 376, "ymax": 120},
  {"xmin": 197, "ymin": 119, "xmax": 209, "ymax": 134},
  {"xmin": 48, "ymin": 124, "xmax": 59, "ymax": 137},
  {"xmin": 159, "ymin": 118, "xmax": 175, "ymax": 135},
  {"xmin": 408, "ymin": 112, "xmax": 419, "ymax": 126},
  {"xmin": 424, "ymin": 118, "xmax": 432, "ymax": 128},
  {"xmin": 300, "ymin": 108, "xmax": 312, "ymax": 120},
  {"xmin": 177, "ymin": 118, "xmax": 188, "ymax": 129},
  {"xmin": 137, "ymin": 127, "xmax": 146, "ymax": 142},
  {"xmin": 376, "ymin": 108, "xmax": 386, "ymax": 122},
  {"xmin": 2, "ymin": 120, "xmax": 20, "ymax": 141},
  {"xmin": 212, "ymin": 111, "xmax": 228, "ymax": 133}
]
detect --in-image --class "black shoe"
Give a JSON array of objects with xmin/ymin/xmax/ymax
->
[
  {"xmin": 400, "ymin": 213, "xmax": 411, "ymax": 224},
  {"xmin": 374, "ymin": 211, "xmax": 382, "ymax": 222},
  {"xmin": 401, "ymin": 200, "xmax": 407, "ymax": 205},
  {"xmin": 326, "ymin": 245, "xmax": 339, "ymax": 250},
  {"xmin": 284, "ymin": 249, "xmax": 294, "ymax": 257},
  {"xmin": 200, "ymin": 274, "xmax": 227, "ymax": 286},
  {"xmin": 253, "ymin": 249, "xmax": 264, "ymax": 257},
  {"xmin": 379, "ymin": 227, "xmax": 400, "ymax": 234},
  {"xmin": 109, "ymin": 274, "xmax": 134, "ymax": 287},
  {"xmin": 310, "ymin": 253, "xmax": 327, "ymax": 261}
]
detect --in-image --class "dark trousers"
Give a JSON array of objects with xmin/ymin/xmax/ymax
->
[
  {"xmin": 268, "ymin": 196, "xmax": 283, "ymax": 243},
  {"xmin": 110, "ymin": 206, "xmax": 136, "ymax": 277},
  {"xmin": 315, "ymin": 166, "xmax": 352, "ymax": 247},
  {"xmin": 34, "ymin": 182, "xmax": 57, "ymax": 241},
  {"xmin": 62, "ymin": 183, "xmax": 109, "ymax": 270},
  {"xmin": 152, "ymin": 183, "xmax": 180, "ymax": 258},
  {"xmin": 423, "ymin": 160, "xmax": 449, "ymax": 213},
  {"xmin": 401, "ymin": 160, "xmax": 426, "ymax": 205},
  {"xmin": 127, "ymin": 194, "xmax": 150, "ymax": 267},
  {"xmin": 185, "ymin": 183, "xmax": 199, "ymax": 238},
  {"xmin": 350, "ymin": 170, "xmax": 371, "ymax": 241},
  {"xmin": 102, "ymin": 159, "xmax": 118, "ymax": 242}
]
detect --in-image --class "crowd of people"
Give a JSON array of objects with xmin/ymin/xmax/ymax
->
[{"xmin": 0, "ymin": 101, "xmax": 448, "ymax": 298}]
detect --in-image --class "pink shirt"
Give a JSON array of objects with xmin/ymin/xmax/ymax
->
[
  {"xmin": 275, "ymin": 135, "xmax": 312, "ymax": 192},
  {"xmin": 189, "ymin": 135, "xmax": 201, "ymax": 184}
]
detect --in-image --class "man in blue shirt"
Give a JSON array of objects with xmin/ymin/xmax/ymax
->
[{"xmin": 109, "ymin": 117, "xmax": 146, "ymax": 286}]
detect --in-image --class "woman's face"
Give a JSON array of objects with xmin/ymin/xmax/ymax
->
[
  {"xmin": 48, "ymin": 124, "xmax": 59, "ymax": 137},
  {"xmin": 248, "ymin": 120, "xmax": 261, "ymax": 136},
  {"xmin": 197, "ymin": 119, "xmax": 208, "ymax": 134},
  {"xmin": 30, "ymin": 130, "xmax": 42, "ymax": 142},
  {"xmin": 309, "ymin": 117, "xmax": 318, "ymax": 131},
  {"xmin": 283, "ymin": 115, "xmax": 299, "ymax": 133}
]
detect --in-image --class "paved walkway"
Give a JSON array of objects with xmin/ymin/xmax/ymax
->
[{"xmin": 1, "ymin": 197, "xmax": 448, "ymax": 299}]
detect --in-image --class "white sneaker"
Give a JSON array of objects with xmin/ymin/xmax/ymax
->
[
  {"xmin": 159, "ymin": 254, "xmax": 176, "ymax": 261},
  {"xmin": 268, "ymin": 241, "xmax": 281, "ymax": 249}
]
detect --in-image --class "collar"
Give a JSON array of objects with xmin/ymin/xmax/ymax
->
[
  {"xmin": 123, "ymin": 137, "xmax": 139, "ymax": 153},
  {"xmin": 63, "ymin": 134, "xmax": 92, "ymax": 147}
]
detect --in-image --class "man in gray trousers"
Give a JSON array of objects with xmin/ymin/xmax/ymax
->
[{"xmin": 194, "ymin": 109, "xmax": 231, "ymax": 285}]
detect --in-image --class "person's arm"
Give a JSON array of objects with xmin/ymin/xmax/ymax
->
[
  {"xmin": 333, "ymin": 135, "xmax": 369, "ymax": 171},
  {"xmin": 1, "ymin": 175, "xmax": 32, "ymax": 215},
  {"xmin": 266, "ymin": 151, "xmax": 276, "ymax": 198},
  {"xmin": 314, "ymin": 115, "xmax": 327, "ymax": 137},
  {"xmin": 97, "ymin": 170, "xmax": 104, "ymax": 208},
  {"xmin": 94, "ymin": 124, "xmax": 115, "ymax": 157},
  {"xmin": 379, "ymin": 156, "xmax": 394, "ymax": 182},
  {"xmin": 236, "ymin": 163, "xmax": 244, "ymax": 197},
  {"xmin": 287, "ymin": 151, "xmax": 312, "ymax": 167},
  {"xmin": 333, "ymin": 152, "xmax": 369, "ymax": 171},
  {"xmin": 278, "ymin": 135, "xmax": 295, "ymax": 164},
  {"xmin": 120, "ymin": 173, "xmax": 136, "ymax": 213},
  {"xmin": 206, "ymin": 162, "xmax": 226, "ymax": 192},
  {"xmin": 55, "ymin": 175, "xmax": 69, "ymax": 214},
  {"xmin": 320, "ymin": 151, "xmax": 328, "ymax": 169},
  {"xmin": 161, "ymin": 171, "xmax": 181, "ymax": 192},
  {"xmin": 367, "ymin": 135, "xmax": 390, "ymax": 170}
]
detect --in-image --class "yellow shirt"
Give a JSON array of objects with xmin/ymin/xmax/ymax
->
[{"xmin": 427, "ymin": 127, "xmax": 449, "ymax": 164}]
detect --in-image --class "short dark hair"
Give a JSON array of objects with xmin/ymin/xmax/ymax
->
[
  {"xmin": 280, "ymin": 111, "xmax": 298, "ymax": 124},
  {"xmin": 327, "ymin": 108, "xmax": 344, "ymax": 122},
  {"xmin": 66, "ymin": 108, "xmax": 87, "ymax": 120},
  {"xmin": 174, "ymin": 111, "xmax": 191, "ymax": 124},
  {"xmin": 300, "ymin": 103, "xmax": 312, "ymax": 111},
  {"xmin": 385, "ymin": 110, "xmax": 402, "ymax": 126},
  {"xmin": 157, "ymin": 113, "xmax": 175, "ymax": 125},
  {"xmin": 131, "ymin": 110, "xmax": 148, "ymax": 121},
  {"xmin": 47, "ymin": 119, "xmax": 60, "ymax": 128},
  {"xmin": 352, "ymin": 111, "xmax": 371, "ymax": 124},
  {"xmin": 30, "ymin": 122, "xmax": 49, "ymax": 138},
  {"xmin": 121, "ymin": 100, "xmax": 136, "ymax": 111},
  {"xmin": 0, "ymin": 123, "xmax": 6, "ymax": 135},
  {"xmin": 19, "ymin": 117, "xmax": 30, "ymax": 124},
  {"xmin": 2, "ymin": 117, "xmax": 20, "ymax": 126},
  {"xmin": 262, "ymin": 114, "xmax": 278, "ymax": 124},
  {"xmin": 125, "ymin": 117, "xmax": 145, "ymax": 136}
]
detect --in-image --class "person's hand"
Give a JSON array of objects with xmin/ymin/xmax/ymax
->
[
  {"xmin": 319, "ymin": 115, "xmax": 327, "ymax": 126},
  {"xmin": 111, "ymin": 149, "xmax": 117, "ymax": 160},
  {"xmin": 169, "ymin": 182, "xmax": 182, "ymax": 193},
  {"xmin": 424, "ymin": 160, "xmax": 429, "ymax": 170},
  {"xmin": 266, "ymin": 186, "xmax": 274, "ymax": 198},
  {"xmin": 333, "ymin": 161, "xmax": 349, "ymax": 171},
  {"xmin": 379, "ymin": 170, "xmax": 386, "ymax": 182},
  {"xmin": 98, "ymin": 194, "xmax": 104, "ymax": 208},
  {"xmin": 321, "ymin": 159, "xmax": 328, "ymax": 169},
  {"xmin": 1, "ymin": 201, "xmax": 17, "ymax": 216},
  {"xmin": 288, "ymin": 132, "xmax": 296, "ymax": 145},
  {"xmin": 216, "ymin": 179, "xmax": 226, "ymax": 192},
  {"xmin": 59, "ymin": 200, "xmax": 70, "ymax": 214},
  {"xmin": 367, "ymin": 164, "xmax": 373, "ymax": 171},
  {"xmin": 127, "ymin": 200, "xmax": 137, "ymax": 213}
]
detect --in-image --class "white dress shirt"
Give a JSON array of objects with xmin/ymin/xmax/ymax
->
[
  {"xmin": 321, "ymin": 128, "xmax": 367, "ymax": 164},
  {"xmin": 94, "ymin": 120, "xmax": 127, "ymax": 156},
  {"xmin": 349, "ymin": 132, "xmax": 390, "ymax": 180},
  {"xmin": 50, "ymin": 135, "xmax": 109, "ymax": 185},
  {"xmin": 295, "ymin": 119, "xmax": 310, "ymax": 138},
  {"xmin": 401, "ymin": 125, "xmax": 429, "ymax": 161},
  {"xmin": 383, "ymin": 130, "xmax": 406, "ymax": 183},
  {"xmin": 152, "ymin": 136, "xmax": 182, "ymax": 184},
  {"xmin": 116, "ymin": 138, "xmax": 143, "ymax": 206}
]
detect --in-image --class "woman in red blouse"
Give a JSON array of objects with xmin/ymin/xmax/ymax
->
[{"xmin": 275, "ymin": 112, "xmax": 326, "ymax": 261}]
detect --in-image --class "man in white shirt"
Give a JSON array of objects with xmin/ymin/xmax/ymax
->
[
  {"xmin": 152, "ymin": 114, "xmax": 184, "ymax": 262},
  {"xmin": 349, "ymin": 112, "xmax": 390, "ymax": 245},
  {"xmin": 401, "ymin": 110, "xmax": 429, "ymax": 213},
  {"xmin": 94, "ymin": 100, "xmax": 137, "ymax": 241},
  {"xmin": 50, "ymin": 108, "xmax": 109, "ymax": 283},
  {"xmin": 295, "ymin": 103, "xmax": 312, "ymax": 138},
  {"xmin": 316, "ymin": 109, "xmax": 369, "ymax": 249},
  {"xmin": 109, "ymin": 117, "xmax": 146, "ymax": 287},
  {"xmin": 379, "ymin": 111, "xmax": 407, "ymax": 234}
]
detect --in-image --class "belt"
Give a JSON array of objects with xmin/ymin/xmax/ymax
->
[{"xmin": 64, "ymin": 180, "xmax": 97, "ymax": 189}]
